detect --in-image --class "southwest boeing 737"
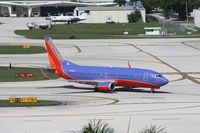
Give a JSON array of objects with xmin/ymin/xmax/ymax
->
[{"xmin": 44, "ymin": 36, "xmax": 169, "ymax": 93}]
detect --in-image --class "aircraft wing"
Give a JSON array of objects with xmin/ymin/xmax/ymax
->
[{"xmin": 69, "ymin": 79, "xmax": 116, "ymax": 86}]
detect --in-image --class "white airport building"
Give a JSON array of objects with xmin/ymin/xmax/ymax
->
[
  {"xmin": 75, "ymin": 6, "xmax": 146, "ymax": 23},
  {"xmin": 0, "ymin": 0, "xmax": 116, "ymax": 17},
  {"xmin": 0, "ymin": 0, "xmax": 146, "ymax": 23},
  {"xmin": 75, "ymin": 6, "xmax": 133, "ymax": 23},
  {"xmin": 192, "ymin": 9, "xmax": 200, "ymax": 27},
  {"xmin": 74, "ymin": 6, "xmax": 146, "ymax": 23},
  {"xmin": 144, "ymin": 27, "xmax": 166, "ymax": 35}
]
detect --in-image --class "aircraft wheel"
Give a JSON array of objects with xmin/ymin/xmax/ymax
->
[
  {"xmin": 151, "ymin": 89, "xmax": 155, "ymax": 93},
  {"xmin": 94, "ymin": 87, "xmax": 99, "ymax": 92}
]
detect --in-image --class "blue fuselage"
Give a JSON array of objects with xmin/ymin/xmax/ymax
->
[{"xmin": 62, "ymin": 61, "xmax": 169, "ymax": 88}]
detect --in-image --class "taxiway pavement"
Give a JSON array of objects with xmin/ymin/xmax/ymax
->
[
  {"xmin": 0, "ymin": 38, "xmax": 200, "ymax": 133},
  {"xmin": 0, "ymin": 17, "xmax": 200, "ymax": 133}
]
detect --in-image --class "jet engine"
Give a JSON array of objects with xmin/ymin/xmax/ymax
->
[{"xmin": 96, "ymin": 82, "xmax": 115, "ymax": 91}]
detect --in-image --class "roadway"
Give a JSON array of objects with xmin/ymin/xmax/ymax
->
[{"xmin": 0, "ymin": 18, "xmax": 200, "ymax": 133}]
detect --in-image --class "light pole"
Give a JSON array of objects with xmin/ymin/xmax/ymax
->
[{"xmin": 186, "ymin": 1, "xmax": 189, "ymax": 22}]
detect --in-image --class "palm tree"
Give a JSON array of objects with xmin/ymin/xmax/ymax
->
[
  {"xmin": 82, "ymin": 119, "xmax": 114, "ymax": 133},
  {"xmin": 114, "ymin": 0, "xmax": 126, "ymax": 6},
  {"xmin": 139, "ymin": 125, "xmax": 166, "ymax": 133}
]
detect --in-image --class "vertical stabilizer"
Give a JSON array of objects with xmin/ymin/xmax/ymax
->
[
  {"xmin": 44, "ymin": 35, "xmax": 65, "ymax": 76},
  {"xmin": 44, "ymin": 36, "xmax": 77, "ymax": 80},
  {"xmin": 44, "ymin": 36, "xmax": 64, "ymax": 69}
]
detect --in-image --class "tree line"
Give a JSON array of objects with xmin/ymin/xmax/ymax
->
[{"xmin": 114, "ymin": 0, "xmax": 200, "ymax": 21}]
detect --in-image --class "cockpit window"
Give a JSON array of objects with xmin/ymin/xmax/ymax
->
[
  {"xmin": 153, "ymin": 74, "xmax": 162, "ymax": 78},
  {"xmin": 158, "ymin": 74, "xmax": 162, "ymax": 77}
]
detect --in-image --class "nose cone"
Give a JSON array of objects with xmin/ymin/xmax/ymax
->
[{"xmin": 160, "ymin": 77, "xmax": 169, "ymax": 86}]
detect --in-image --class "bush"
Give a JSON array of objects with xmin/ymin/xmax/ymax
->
[
  {"xmin": 128, "ymin": 10, "xmax": 142, "ymax": 23},
  {"xmin": 69, "ymin": 35, "xmax": 76, "ymax": 39}
]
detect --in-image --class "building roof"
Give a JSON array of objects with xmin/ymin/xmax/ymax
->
[
  {"xmin": 75, "ymin": 6, "xmax": 134, "ymax": 11},
  {"xmin": 0, "ymin": 1, "xmax": 116, "ymax": 8},
  {"xmin": 0, "ymin": 0, "xmax": 112, "ymax": 1}
]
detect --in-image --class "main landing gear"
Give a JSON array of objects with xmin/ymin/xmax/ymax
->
[{"xmin": 151, "ymin": 88, "xmax": 155, "ymax": 93}]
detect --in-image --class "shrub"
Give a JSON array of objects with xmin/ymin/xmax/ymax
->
[{"xmin": 128, "ymin": 10, "xmax": 142, "ymax": 23}]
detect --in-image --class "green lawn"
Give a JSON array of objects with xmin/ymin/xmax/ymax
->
[
  {"xmin": 0, "ymin": 67, "xmax": 59, "ymax": 82},
  {"xmin": 0, "ymin": 100, "xmax": 62, "ymax": 107},
  {"xmin": 0, "ymin": 46, "xmax": 46, "ymax": 54},
  {"xmin": 15, "ymin": 22, "xmax": 174, "ymax": 39}
]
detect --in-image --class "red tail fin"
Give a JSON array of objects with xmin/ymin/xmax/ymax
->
[
  {"xmin": 44, "ymin": 36, "xmax": 65, "ymax": 75},
  {"xmin": 44, "ymin": 36, "xmax": 64, "ymax": 69},
  {"xmin": 44, "ymin": 36, "xmax": 77, "ymax": 80}
]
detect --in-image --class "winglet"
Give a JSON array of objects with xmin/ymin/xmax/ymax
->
[{"xmin": 128, "ymin": 60, "xmax": 132, "ymax": 68}]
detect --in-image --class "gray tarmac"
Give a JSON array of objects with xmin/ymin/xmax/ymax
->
[{"xmin": 0, "ymin": 18, "xmax": 200, "ymax": 133}]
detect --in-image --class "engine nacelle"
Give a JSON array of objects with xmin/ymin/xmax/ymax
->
[{"xmin": 97, "ymin": 82, "xmax": 115, "ymax": 91}]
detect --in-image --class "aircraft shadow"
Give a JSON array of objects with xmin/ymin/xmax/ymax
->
[
  {"xmin": 61, "ymin": 85, "xmax": 117, "ymax": 94},
  {"xmin": 39, "ymin": 85, "xmax": 96, "ymax": 94},
  {"xmin": 39, "ymin": 85, "xmax": 171, "ymax": 94},
  {"xmin": 116, "ymin": 87, "xmax": 171, "ymax": 94}
]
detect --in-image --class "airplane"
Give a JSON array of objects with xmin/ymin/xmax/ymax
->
[
  {"xmin": 44, "ymin": 36, "xmax": 169, "ymax": 93},
  {"xmin": 46, "ymin": 13, "xmax": 88, "ymax": 24}
]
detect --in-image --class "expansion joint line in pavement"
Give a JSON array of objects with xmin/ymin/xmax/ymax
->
[
  {"xmin": 74, "ymin": 45, "xmax": 82, "ymax": 53},
  {"xmin": 181, "ymin": 41, "xmax": 200, "ymax": 51},
  {"xmin": 127, "ymin": 43, "xmax": 200, "ymax": 84}
]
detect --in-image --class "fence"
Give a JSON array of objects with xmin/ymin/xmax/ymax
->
[{"xmin": 147, "ymin": 14, "xmax": 186, "ymax": 33}]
